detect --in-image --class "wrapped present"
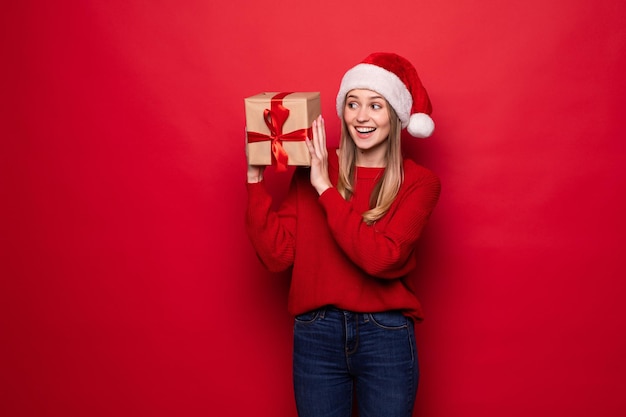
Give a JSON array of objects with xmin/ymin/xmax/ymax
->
[{"xmin": 245, "ymin": 92, "xmax": 321, "ymax": 172}]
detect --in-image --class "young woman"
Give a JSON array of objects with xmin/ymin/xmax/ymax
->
[{"xmin": 245, "ymin": 52, "xmax": 441, "ymax": 417}]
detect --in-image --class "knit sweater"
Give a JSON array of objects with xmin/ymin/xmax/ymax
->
[{"xmin": 245, "ymin": 149, "xmax": 441, "ymax": 323}]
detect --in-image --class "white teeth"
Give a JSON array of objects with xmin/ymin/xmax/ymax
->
[{"xmin": 356, "ymin": 127, "xmax": 376, "ymax": 133}]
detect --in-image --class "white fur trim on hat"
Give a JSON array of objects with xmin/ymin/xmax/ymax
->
[{"xmin": 336, "ymin": 63, "xmax": 413, "ymax": 127}]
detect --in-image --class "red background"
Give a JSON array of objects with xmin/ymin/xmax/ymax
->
[{"xmin": 2, "ymin": 1, "xmax": 625, "ymax": 416}]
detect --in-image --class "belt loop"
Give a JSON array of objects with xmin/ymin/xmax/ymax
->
[
  {"xmin": 319, "ymin": 307, "xmax": 326, "ymax": 319},
  {"xmin": 363, "ymin": 313, "xmax": 370, "ymax": 323}
]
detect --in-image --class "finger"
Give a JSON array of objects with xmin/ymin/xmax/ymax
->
[
  {"xmin": 305, "ymin": 137, "xmax": 319, "ymax": 163},
  {"xmin": 312, "ymin": 116, "xmax": 325, "ymax": 158},
  {"xmin": 314, "ymin": 116, "xmax": 327, "ymax": 160},
  {"xmin": 305, "ymin": 136, "xmax": 314, "ymax": 153},
  {"xmin": 310, "ymin": 119, "xmax": 321, "ymax": 157}
]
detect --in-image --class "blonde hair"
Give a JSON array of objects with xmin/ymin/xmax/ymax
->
[{"xmin": 337, "ymin": 103, "xmax": 404, "ymax": 225}]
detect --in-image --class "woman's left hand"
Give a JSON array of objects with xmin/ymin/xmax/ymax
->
[{"xmin": 305, "ymin": 115, "xmax": 332, "ymax": 195}]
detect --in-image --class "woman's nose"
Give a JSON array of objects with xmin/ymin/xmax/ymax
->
[{"xmin": 356, "ymin": 107, "xmax": 369, "ymax": 122}]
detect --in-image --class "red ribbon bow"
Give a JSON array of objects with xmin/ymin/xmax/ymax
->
[{"xmin": 247, "ymin": 92, "xmax": 310, "ymax": 172}]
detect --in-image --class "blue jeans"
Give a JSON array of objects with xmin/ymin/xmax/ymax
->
[{"xmin": 293, "ymin": 307, "xmax": 418, "ymax": 417}]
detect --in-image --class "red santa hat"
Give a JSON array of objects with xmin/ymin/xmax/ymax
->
[{"xmin": 336, "ymin": 52, "xmax": 434, "ymax": 138}]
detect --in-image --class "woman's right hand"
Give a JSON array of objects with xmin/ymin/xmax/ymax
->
[
  {"xmin": 247, "ymin": 164, "xmax": 265, "ymax": 183},
  {"xmin": 245, "ymin": 128, "xmax": 265, "ymax": 183}
]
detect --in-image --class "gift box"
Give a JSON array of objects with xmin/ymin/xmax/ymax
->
[{"xmin": 245, "ymin": 92, "xmax": 321, "ymax": 172}]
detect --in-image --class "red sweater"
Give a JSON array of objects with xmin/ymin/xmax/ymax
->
[{"xmin": 246, "ymin": 149, "xmax": 441, "ymax": 322}]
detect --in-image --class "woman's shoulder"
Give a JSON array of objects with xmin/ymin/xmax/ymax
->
[{"xmin": 402, "ymin": 157, "xmax": 440, "ymax": 186}]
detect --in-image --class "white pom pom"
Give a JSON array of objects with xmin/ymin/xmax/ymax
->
[{"xmin": 407, "ymin": 113, "xmax": 435, "ymax": 138}]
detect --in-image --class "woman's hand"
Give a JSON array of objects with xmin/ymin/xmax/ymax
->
[
  {"xmin": 305, "ymin": 115, "xmax": 332, "ymax": 195},
  {"xmin": 247, "ymin": 164, "xmax": 265, "ymax": 183},
  {"xmin": 245, "ymin": 128, "xmax": 265, "ymax": 183}
]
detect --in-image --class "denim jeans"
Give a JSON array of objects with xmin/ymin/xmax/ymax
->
[{"xmin": 293, "ymin": 307, "xmax": 418, "ymax": 417}]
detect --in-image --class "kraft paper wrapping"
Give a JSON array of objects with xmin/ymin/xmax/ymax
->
[{"xmin": 245, "ymin": 92, "xmax": 321, "ymax": 167}]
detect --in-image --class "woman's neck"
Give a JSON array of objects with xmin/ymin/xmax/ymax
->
[{"xmin": 355, "ymin": 147, "xmax": 387, "ymax": 168}]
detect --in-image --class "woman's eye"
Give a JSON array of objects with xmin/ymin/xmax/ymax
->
[
  {"xmin": 347, "ymin": 102, "xmax": 358, "ymax": 109},
  {"xmin": 372, "ymin": 103, "xmax": 382, "ymax": 110}
]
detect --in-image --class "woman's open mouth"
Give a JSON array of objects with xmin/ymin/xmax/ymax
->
[{"xmin": 354, "ymin": 126, "xmax": 377, "ymax": 139}]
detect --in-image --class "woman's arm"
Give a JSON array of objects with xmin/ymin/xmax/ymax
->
[
  {"xmin": 319, "ymin": 169, "xmax": 441, "ymax": 278},
  {"xmin": 245, "ymin": 132, "xmax": 297, "ymax": 272}
]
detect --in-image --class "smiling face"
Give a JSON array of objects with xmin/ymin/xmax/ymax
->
[{"xmin": 343, "ymin": 89, "xmax": 392, "ymax": 165}]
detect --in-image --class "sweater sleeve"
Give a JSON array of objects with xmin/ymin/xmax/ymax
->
[
  {"xmin": 245, "ymin": 178, "xmax": 297, "ymax": 272},
  {"xmin": 318, "ymin": 169, "xmax": 441, "ymax": 279}
]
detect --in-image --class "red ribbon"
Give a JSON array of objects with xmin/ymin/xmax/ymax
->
[{"xmin": 247, "ymin": 92, "xmax": 310, "ymax": 172}]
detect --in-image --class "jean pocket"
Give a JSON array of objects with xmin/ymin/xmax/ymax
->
[
  {"xmin": 294, "ymin": 309, "xmax": 321, "ymax": 324},
  {"xmin": 369, "ymin": 311, "xmax": 408, "ymax": 329}
]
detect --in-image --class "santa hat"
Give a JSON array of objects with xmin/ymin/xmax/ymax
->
[{"xmin": 336, "ymin": 52, "xmax": 434, "ymax": 138}]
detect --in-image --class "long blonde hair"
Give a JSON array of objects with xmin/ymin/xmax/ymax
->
[{"xmin": 337, "ymin": 103, "xmax": 404, "ymax": 225}]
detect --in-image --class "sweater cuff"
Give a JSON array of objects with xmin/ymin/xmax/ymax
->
[
  {"xmin": 246, "ymin": 180, "xmax": 273, "ymax": 208},
  {"xmin": 318, "ymin": 187, "xmax": 345, "ymax": 210},
  {"xmin": 246, "ymin": 179, "xmax": 265, "ymax": 192}
]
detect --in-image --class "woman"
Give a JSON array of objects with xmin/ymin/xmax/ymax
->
[{"xmin": 246, "ymin": 52, "xmax": 441, "ymax": 417}]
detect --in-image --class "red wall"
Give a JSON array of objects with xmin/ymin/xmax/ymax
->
[{"xmin": 2, "ymin": 1, "xmax": 625, "ymax": 416}]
